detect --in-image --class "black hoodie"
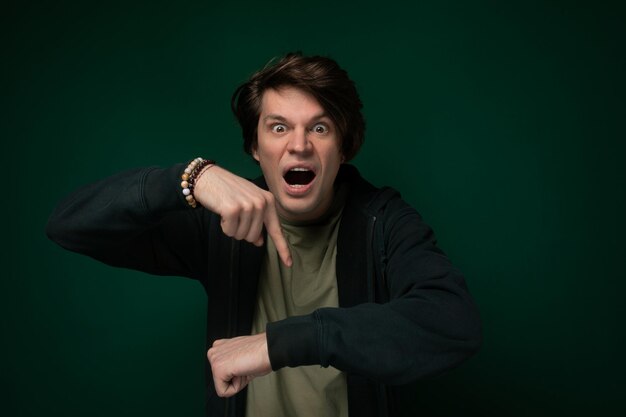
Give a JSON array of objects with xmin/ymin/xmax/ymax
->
[{"xmin": 46, "ymin": 164, "xmax": 482, "ymax": 417}]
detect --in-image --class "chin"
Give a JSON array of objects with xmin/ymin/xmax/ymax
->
[{"xmin": 277, "ymin": 197, "xmax": 321, "ymax": 221}]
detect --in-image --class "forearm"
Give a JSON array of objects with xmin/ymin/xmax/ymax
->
[{"xmin": 267, "ymin": 282, "xmax": 481, "ymax": 385}]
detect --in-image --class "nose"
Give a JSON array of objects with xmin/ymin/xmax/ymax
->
[{"xmin": 287, "ymin": 127, "xmax": 312, "ymax": 154}]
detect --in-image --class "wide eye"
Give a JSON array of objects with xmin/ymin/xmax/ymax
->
[
  {"xmin": 271, "ymin": 124, "xmax": 287, "ymax": 134},
  {"xmin": 311, "ymin": 123, "xmax": 329, "ymax": 135}
]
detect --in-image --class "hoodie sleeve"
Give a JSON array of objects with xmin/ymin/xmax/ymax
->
[{"xmin": 45, "ymin": 164, "xmax": 211, "ymax": 280}]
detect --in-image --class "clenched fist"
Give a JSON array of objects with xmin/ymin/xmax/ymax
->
[
  {"xmin": 207, "ymin": 333, "xmax": 272, "ymax": 397},
  {"xmin": 193, "ymin": 165, "xmax": 292, "ymax": 267}
]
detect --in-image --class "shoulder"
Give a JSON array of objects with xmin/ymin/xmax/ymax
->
[
  {"xmin": 342, "ymin": 165, "xmax": 436, "ymax": 245},
  {"xmin": 339, "ymin": 164, "xmax": 410, "ymax": 219}
]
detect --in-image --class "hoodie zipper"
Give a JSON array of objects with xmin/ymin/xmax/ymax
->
[
  {"xmin": 366, "ymin": 215, "xmax": 377, "ymax": 303},
  {"xmin": 368, "ymin": 214, "xmax": 390, "ymax": 417},
  {"xmin": 224, "ymin": 239, "xmax": 239, "ymax": 417}
]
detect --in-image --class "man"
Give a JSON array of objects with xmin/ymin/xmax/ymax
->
[{"xmin": 47, "ymin": 53, "xmax": 481, "ymax": 417}]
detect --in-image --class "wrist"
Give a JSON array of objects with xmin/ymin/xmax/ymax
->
[{"xmin": 180, "ymin": 157, "xmax": 215, "ymax": 208}]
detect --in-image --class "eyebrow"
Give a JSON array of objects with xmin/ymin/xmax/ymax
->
[
  {"xmin": 262, "ymin": 113, "xmax": 331, "ymax": 124},
  {"xmin": 263, "ymin": 114, "xmax": 288, "ymax": 123}
]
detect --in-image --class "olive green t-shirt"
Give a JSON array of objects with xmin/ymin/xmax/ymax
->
[{"xmin": 246, "ymin": 190, "xmax": 348, "ymax": 417}]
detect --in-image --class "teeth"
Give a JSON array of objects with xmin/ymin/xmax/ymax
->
[
  {"xmin": 290, "ymin": 167, "xmax": 310, "ymax": 172},
  {"xmin": 290, "ymin": 184, "xmax": 307, "ymax": 188}
]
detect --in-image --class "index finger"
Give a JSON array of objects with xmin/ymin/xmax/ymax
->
[{"xmin": 264, "ymin": 205, "xmax": 292, "ymax": 267}]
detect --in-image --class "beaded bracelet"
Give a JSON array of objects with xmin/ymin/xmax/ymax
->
[{"xmin": 181, "ymin": 157, "xmax": 215, "ymax": 208}]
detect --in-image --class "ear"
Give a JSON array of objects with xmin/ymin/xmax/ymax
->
[{"xmin": 252, "ymin": 145, "xmax": 260, "ymax": 162}]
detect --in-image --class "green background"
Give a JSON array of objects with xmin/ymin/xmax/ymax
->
[{"xmin": 3, "ymin": 0, "xmax": 625, "ymax": 416}]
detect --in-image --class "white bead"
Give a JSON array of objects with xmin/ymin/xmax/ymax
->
[{"xmin": 182, "ymin": 188, "xmax": 191, "ymax": 196}]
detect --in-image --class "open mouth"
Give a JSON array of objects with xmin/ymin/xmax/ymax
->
[{"xmin": 283, "ymin": 167, "xmax": 316, "ymax": 188}]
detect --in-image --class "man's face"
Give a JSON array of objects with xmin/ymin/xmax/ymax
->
[{"xmin": 253, "ymin": 87, "xmax": 343, "ymax": 223}]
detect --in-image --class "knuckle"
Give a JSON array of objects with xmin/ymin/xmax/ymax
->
[
  {"xmin": 240, "ymin": 201, "xmax": 253, "ymax": 214},
  {"xmin": 253, "ymin": 197, "xmax": 267, "ymax": 211},
  {"xmin": 223, "ymin": 205, "xmax": 240, "ymax": 218}
]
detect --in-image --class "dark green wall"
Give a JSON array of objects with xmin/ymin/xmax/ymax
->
[{"xmin": 3, "ymin": 1, "xmax": 625, "ymax": 416}]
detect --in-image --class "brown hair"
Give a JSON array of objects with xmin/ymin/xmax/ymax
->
[{"xmin": 231, "ymin": 52, "xmax": 365, "ymax": 161}]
